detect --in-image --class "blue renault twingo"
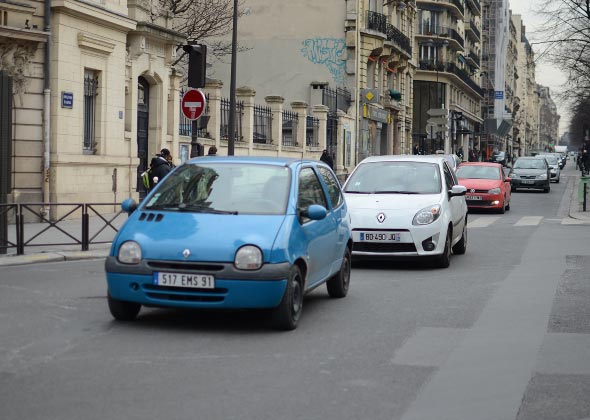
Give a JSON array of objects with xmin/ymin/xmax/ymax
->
[{"xmin": 105, "ymin": 156, "xmax": 352, "ymax": 330}]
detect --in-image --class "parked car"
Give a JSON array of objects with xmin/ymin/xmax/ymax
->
[
  {"xmin": 427, "ymin": 153, "xmax": 462, "ymax": 172},
  {"xmin": 489, "ymin": 151, "xmax": 507, "ymax": 166},
  {"xmin": 508, "ymin": 157, "xmax": 551, "ymax": 193},
  {"xmin": 456, "ymin": 162, "xmax": 511, "ymax": 213},
  {"xmin": 105, "ymin": 157, "xmax": 352, "ymax": 330},
  {"xmin": 342, "ymin": 155, "xmax": 468, "ymax": 268},
  {"xmin": 536, "ymin": 154, "xmax": 561, "ymax": 182}
]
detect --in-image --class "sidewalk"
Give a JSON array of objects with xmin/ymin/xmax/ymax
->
[{"xmin": 1, "ymin": 165, "xmax": 590, "ymax": 267}]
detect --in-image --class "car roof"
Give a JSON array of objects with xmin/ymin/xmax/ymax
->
[
  {"xmin": 518, "ymin": 156, "xmax": 545, "ymax": 159},
  {"xmin": 458, "ymin": 162, "xmax": 502, "ymax": 168},
  {"xmin": 186, "ymin": 156, "xmax": 320, "ymax": 167},
  {"xmin": 359, "ymin": 155, "xmax": 446, "ymax": 164}
]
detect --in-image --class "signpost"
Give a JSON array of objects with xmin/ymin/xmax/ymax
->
[{"xmin": 181, "ymin": 89, "xmax": 207, "ymax": 158}]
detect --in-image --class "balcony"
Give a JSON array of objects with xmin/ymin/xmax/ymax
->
[
  {"xmin": 417, "ymin": 60, "xmax": 483, "ymax": 97},
  {"xmin": 465, "ymin": 21, "xmax": 480, "ymax": 42},
  {"xmin": 416, "ymin": 24, "xmax": 464, "ymax": 51},
  {"xmin": 466, "ymin": 50, "xmax": 480, "ymax": 68},
  {"xmin": 386, "ymin": 23, "xmax": 412, "ymax": 57},
  {"xmin": 450, "ymin": 0, "xmax": 465, "ymax": 17},
  {"xmin": 465, "ymin": 0, "xmax": 481, "ymax": 16},
  {"xmin": 366, "ymin": 10, "xmax": 387, "ymax": 34}
]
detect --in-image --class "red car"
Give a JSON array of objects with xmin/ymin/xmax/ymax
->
[{"xmin": 456, "ymin": 162, "xmax": 512, "ymax": 213}]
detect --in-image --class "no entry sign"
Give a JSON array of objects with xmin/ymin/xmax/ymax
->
[{"xmin": 181, "ymin": 88, "xmax": 207, "ymax": 120}]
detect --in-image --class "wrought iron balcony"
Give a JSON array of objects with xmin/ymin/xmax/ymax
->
[
  {"xmin": 468, "ymin": 50, "xmax": 480, "ymax": 67},
  {"xmin": 465, "ymin": 21, "xmax": 481, "ymax": 41},
  {"xmin": 386, "ymin": 23, "xmax": 412, "ymax": 56},
  {"xmin": 367, "ymin": 10, "xmax": 387, "ymax": 34},
  {"xmin": 417, "ymin": 60, "xmax": 483, "ymax": 96},
  {"xmin": 449, "ymin": 0, "xmax": 464, "ymax": 17},
  {"xmin": 465, "ymin": 0, "xmax": 481, "ymax": 16}
]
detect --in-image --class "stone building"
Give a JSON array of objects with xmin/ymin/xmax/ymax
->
[
  {"xmin": 412, "ymin": 0, "xmax": 483, "ymax": 157},
  {"xmin": 2, "ymin": 0, "xmax": 184, "ymax": 218},
  {"xmin": 537, "ymin": 85, "xmax": 560, "ymax": 152}
]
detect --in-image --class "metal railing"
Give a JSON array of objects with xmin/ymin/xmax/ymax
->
[
  {"xmin": 306, "ymin": 116, "xmax": 319, "ymax": 147},
  {"xmin": 220, "ymin": 98, "xmax": 244, "ymax": 141},
  {"xmin": 367, "ymin": 10, "xmax": 387, "ymax": 34},
  {"xmin": 322, "ymin": 86, "xmax": 351, "ymax": 114},
  {"xmin": 386, "ymin": 23, "xmax": 412, "ymax": 56},
  {"xmin": 282, "ymin": 110, "xmax": 298, "ymax": 147},
  {"xmin": 417, "ymin": 60, "xmax": 483, "ymax": 96},
  {"xmin": 0, "ymin": 203, "xmax": 126, "ymax": 255},
  {"xmin": 467, "ymin": 21, "xmax": 481, "ymax": 40},
  {"xmin": 253, "ymin": 105, "xmax": 273, "ymax": 144},
  {"xmin": 468, "ymin": 50, "xmax": 481, "ymax": 67}
]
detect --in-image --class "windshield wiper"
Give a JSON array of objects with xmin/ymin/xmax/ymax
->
[
  {"xmin": 177, "ymin": 204, "xmax": 238, "ymax": 215},
  {"xmin": 373, "ymin": 190, "xmax": 420, "ymax": 194},
  {"xmin": 344, "ymin": 191, "xmax": 371, "ymax": 194},
  {"xmin": 144, "ymin": 204, "xmax": 182, "ymax": 211}
]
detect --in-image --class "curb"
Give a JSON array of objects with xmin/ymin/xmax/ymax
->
[{"xmin": 0, "ymin": 249, "xmax": 109, "ymax": 267}]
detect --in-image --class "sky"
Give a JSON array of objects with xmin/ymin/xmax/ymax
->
[{"xmin": 508, "ymin": 0, "xmax": 569, "ymax": 136}]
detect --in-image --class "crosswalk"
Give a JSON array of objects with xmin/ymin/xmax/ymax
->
[{"xmin": 467, "ymin": 215, "xmax": 590, "ymax": 228}]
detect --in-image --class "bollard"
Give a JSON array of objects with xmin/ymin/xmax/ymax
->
[{"xmin": 585, "ymin": 183, "xmax": 588, "ymax": 212}]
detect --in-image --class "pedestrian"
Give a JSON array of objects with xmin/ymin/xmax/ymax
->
[
  {"xmin": 207, "ymin": 146, "xmax": 217, "ymax": 156},
  {"xmin": 165, "ymin": 153, "xmax": 175, "ymax": 168},
  {"xmin": 149, "ymin": 148, "xmax": 173, "ymax": 190},
  {"xmin": 457, "ymin": 147, "xmax": 464, "ymax": 161},
  {"xmin": 413, "ymin": 144, "xmax": 419, "ymax": 155},
  {"xmin": 320, "ymin": 149, "xmax": 334, "ymax": 169}
]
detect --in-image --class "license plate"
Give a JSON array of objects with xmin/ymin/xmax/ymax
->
[
  {"xmin": 521, "ymin": 180, "xmax": 534, "ymax": 184},
  {"xmin": 154, "ymin": 272, "xmax": 215, "ymax": 289},
  {"xmin": 359, "ymin": 232, "xmax": 401, "ymax": 242},
  {"xmin": 467, "ymin": 195, "xmax": 482, "ymax": 200}
]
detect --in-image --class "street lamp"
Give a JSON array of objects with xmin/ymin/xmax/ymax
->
[{"xmin": 227, "ymin": 0, "xmax": 238, "ymax": 156}]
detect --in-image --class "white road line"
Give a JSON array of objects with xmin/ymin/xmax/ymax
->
[
  {"xmin": 514, "ymin": 216, "xmax": 543, "ymax": 226},
  {"xmin": 467, "ymin": 217, "xmax": 500, "ymax": 228}
]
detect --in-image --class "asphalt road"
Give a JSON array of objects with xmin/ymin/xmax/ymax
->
[{"xmin": 1, "ymin": 164, "xmax": 589, "ymax": 420}]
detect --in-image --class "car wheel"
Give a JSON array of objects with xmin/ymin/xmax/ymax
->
[
  {"xmin": 435, "ymin": 229, "xmax": 452, "ymax": 268},
  {"xmin": 272, "ymin": 265, "xmax": 304, "ymax": 331},
  {"xmin": 556, "ymin": 177, "xmax": 560, "ymax": 183},
  {"xmin": 452, "ymin": 218, "xmax": 467, "ymax": 255},
  {"xmin": 327, "ymin": 247, "xmax": 351, "ymax": 298},
  {"xmin": 498, "ymin": 197, "xmax": 506, "ymax": 214},
  {"xmin": 108, "ymin": 292, "xmax": 141, "ymax": 321},
  {"xmin": 544, "ymin": 186, "xmax": 550, "ymax": 193}
]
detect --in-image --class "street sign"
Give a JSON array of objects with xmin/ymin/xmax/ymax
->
[
  {"xmin": 427, "ymin": 108, "xmax": 448, "ymax": 117},
  {"xmin": 427, "ymin": 117, "xmax": 449, "ymax": 127},
  {"xmin": 181, "ymin": 88, "xmax": 207, "ymax": 120}
]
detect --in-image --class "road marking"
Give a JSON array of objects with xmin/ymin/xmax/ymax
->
[
  {"xmin": 514, "ymin": 216, "xmax": 543, "ymax": 226},
  {"xmin": 468, "ymin": 217, "xmax": 500, "ymax": 228}
]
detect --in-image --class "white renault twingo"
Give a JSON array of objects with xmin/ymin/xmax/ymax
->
[{"xmin": 342, "ymin": 155, "xmax": 468, "ymax": 268}]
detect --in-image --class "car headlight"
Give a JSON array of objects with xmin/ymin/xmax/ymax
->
[
  {"xmin": 510, "ymin": 173, "xmax": 519, "ymax": 178},
  {"xmin": 413, "ymin": 204, "xmax": 442, "ymax": 226},
  {"xmin": 488, "ymin": 187, "xmax": 501, "ymax": 194},
  {"xmin": 118, "ymin": 241, "xmax": 142, "ymax": 264},
  {"xmin": 538, "ymin": 173, "xmax": 548, "ymax": 180},
  {"xmin": 235, "ymin": 245, "xmax": 263, "ymax": 270}
]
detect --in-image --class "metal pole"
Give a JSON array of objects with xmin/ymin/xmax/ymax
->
[
  {"xmin": 227, "ymin": 0, "xmax": 238, "ymax": 156},
  {"xmin": 190, "ymin": 119, "xmax": 199, "ymax": 158},
  {"xmin": 584, "ymin": 182, "xmax": 587, "ymax": 212}
]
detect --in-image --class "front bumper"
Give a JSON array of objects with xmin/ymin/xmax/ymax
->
[
  {"xmin": 105, "ymin": 257, "xmax": 289, "ymax": 309},
  {"xmin": 511, "ymin": 179, "xmax": 549, "ymax": 189},
  {"xmin": 465, "ymin": 193, "xmax": 503, "ymax": 209}
]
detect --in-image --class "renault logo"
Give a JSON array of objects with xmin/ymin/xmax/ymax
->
[
  {"xmin": 377, "ymin": 212, "xmax": 386, "ymax": 223},
  {"xmin": 182, "ymin": 249, "xmax": 191, "ymax": 259},
  {"xmin": 471, "ymin": 189, "xmax": 476, "ymax": 193}
]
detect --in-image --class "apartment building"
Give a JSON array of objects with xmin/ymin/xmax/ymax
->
[
  {"xmin": 537, "ymin": 85, "xmax": 560, "ymax": 151},
  {"xmin": 413, "ymin": 0, "xmax": 483, "ymax": 156}
]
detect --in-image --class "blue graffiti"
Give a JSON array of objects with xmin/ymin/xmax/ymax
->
[{"xmin": 301, "ymin": 38, "xmax": 346, "ymax": 85}]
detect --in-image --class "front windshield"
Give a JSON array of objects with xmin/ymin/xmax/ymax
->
[
  {"xmin": 344, "ymin": 161, "xmax": 442, "ymax": 194},
  {"xmin": 456, "ymin": 165, "xmax": 500, "ymax": 180},
  {"xmin": 143, "ymin": 163, "xmax": 291, "ymax": 215},
  {"xmin": 538, "ymin": 155, "xmax": 558, "ymax": 165},
  {"xmin": 513, "ymin": 159, "xmax": 546, "ymax": 170}
]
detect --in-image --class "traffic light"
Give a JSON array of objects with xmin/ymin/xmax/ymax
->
[{"xmin": 183, "ymin": 44, "xmax": 207, "ymax": 88}]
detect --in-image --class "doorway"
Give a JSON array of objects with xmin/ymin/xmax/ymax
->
[{"xmin": 136, "ymin": 77, "xmax": 149, "ymax": 199}]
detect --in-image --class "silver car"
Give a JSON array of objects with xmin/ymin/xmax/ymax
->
[{"xmin": 537, "ymin": 154, "xmax": 561, "ymax": 183}]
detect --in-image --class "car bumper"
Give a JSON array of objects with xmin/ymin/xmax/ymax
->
[
  {"xmin": 350, "ymin": 218, "xmax": 448, "ymax": 258},
  {"xmin": 511, "ymin": 179, "xmax": 549, "ymax": 189},
  {"xmin": 465, "ymin": 193, "xmax": 504, "ymax": 209},
  {"xmin": 105, "ymin": 257, "xmax": 289, "ymax": 309}
]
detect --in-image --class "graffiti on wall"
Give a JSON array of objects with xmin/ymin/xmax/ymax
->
[{"xmin": 301, "ymin": 38, "xmax": 346, "ymax": 85}]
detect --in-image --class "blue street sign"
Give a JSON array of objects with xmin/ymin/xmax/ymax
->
[
  {"xmin": 494, "ymin": 91, "xmax": 504, "ymax": 99},
  {"xmin": 61, "ymin": 92, "xmax": 73, "ymax": 109}
]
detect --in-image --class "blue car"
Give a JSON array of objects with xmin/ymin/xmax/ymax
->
[{"xmin": 105, "ymin": 156, "xmax": 352, "ymax": 330}]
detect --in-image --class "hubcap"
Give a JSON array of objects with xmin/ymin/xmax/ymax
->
[
  {"xmin": 292, "ymin": 278, "xmax": 302, "ymax": 316},
  {"xmin": 342, "ymin": 256, "xmax": 351, "ymax": 291}
]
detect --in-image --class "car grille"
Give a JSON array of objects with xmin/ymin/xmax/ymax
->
[
  {"xmin": 466, "ymin": 200, "xmax": 495, "ymax": 206},
  {"xmin": 520, "ymin": 175, "xmax": 536, "ymax": 180},
  {"xmin": 468, "ymin": 189, "xmax": 488, "ymax": 194},
  {"xmin": 142, "ymin": 284, "xmax": 227, "ymax": 302},
  {"xmin": 147, "ymin": 261, "xmax": 225, "ymax": 272},
  {"xmin": 353, "ymin": 242, "xmax": 417, "ymax": 253}
]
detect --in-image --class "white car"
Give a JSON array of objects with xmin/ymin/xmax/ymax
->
[{"xmin": 342, "ymin": 155, "xmax": 468, "ymax": 268}]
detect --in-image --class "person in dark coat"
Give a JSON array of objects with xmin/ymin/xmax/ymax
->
[
  {"xmin": 207, "ymin": 146, "xmax": 217, "ymax": 156},
  {"xmin": 149, "ymin": 148, "xmax": 173, "ymax": 189},
  {"xmin": 320, "ymin": 149, "xmax": 334, "ymax": 169}
]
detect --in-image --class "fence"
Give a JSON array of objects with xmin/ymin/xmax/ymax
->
[
  {"xmin": 220, "ymin": 98, "xmax": 244, "ymax": 141},
  {"xmin": 253, "ymin": 105, "xmax": 273, "ymax": 144},
  {"xmin": 282, "ymin": 110, "xmax": 298, "ymax": 147},
  {"xmin": 322, "ymin": 86, "xmax": 351, "ymax": 114},
  {"xmin": 0, "ymin": 203, "xmax": 126, "ymax": 255},
  {"xmin": 306, "ymin": 116, "xmax": 319, "ymax": 147}
]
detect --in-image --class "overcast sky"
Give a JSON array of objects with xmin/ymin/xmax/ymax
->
[{"xmin": 509, "ymin": 0, "xmax": 569, "ymax": 135}]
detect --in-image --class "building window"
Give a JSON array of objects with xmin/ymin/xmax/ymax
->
[{"xmin": 83, "ymin": 70, "xmax": 98, "ymax": 152}]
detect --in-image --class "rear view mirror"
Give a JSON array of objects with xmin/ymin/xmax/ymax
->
[
  {"xmin": 305, "ymin": 204, "xmax": 328, "ymax": 220},
  {"xmin": 450, "ymin": 185, "xmax": 467, "ymax": 197},
  {"xmin": 121, "ymin": 198, "xmax": 137, "ymax": 214}
]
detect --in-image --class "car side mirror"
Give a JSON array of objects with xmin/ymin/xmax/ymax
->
[
  {"xmin": 305, "ymin": 204, "xmax": 328, "ymax": 220},
  {"xmin": 121, "ymin": 198, "xmax": 137, "ymax": 214},
  {"xmin": 449, "ymin": 185, "xmax": 467, "ymax": 197}
]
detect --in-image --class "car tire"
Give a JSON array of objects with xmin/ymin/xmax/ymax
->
[
  {"xmin": 435, "ymin": 229, "xmax": 452, "ymax": 268},
  {"xmin": 452, "ymin": 218, "xmax": 467, "ymax": 255},
  {"xmin": 327, "ymin": 247, "xmax": 351, "ymax": 298},
  {"xmin": 556, "ymin": 177, "xmax": 560, "ymax": 183},
  {"xmin": 498, "ymin": 197, "xmax": 506, "ymax": 214},
  {"xmin": 272, "ymin": 265, "xmax": 304, "ymax": 331},
  {"xmin": 544, "ymin": 186, "xmax": 550, "ymax": 193},
  {"xmin": 108, "ymin": 292, "xmax": 141, "ymax": 321}
]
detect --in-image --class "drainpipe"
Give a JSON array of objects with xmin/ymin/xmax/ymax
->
[{"xmin": 42, "ymin": 0, "xmax": 51, "ymax": 215}]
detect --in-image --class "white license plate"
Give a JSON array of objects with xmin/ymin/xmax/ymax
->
[
  {"xmin": 521, "ymin": 180, "xmax": 535, "ymax": 184},
  {"xmin": 359, "ymin": 232, "xmax": 401, "ymax": 242},
  {"xmin": 467, "ymin": 195, "xmax": 483, "ymax": 200},
  {"xmin": 154, "ymin": 272, "xmax": 215, "ymax": 289}
]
